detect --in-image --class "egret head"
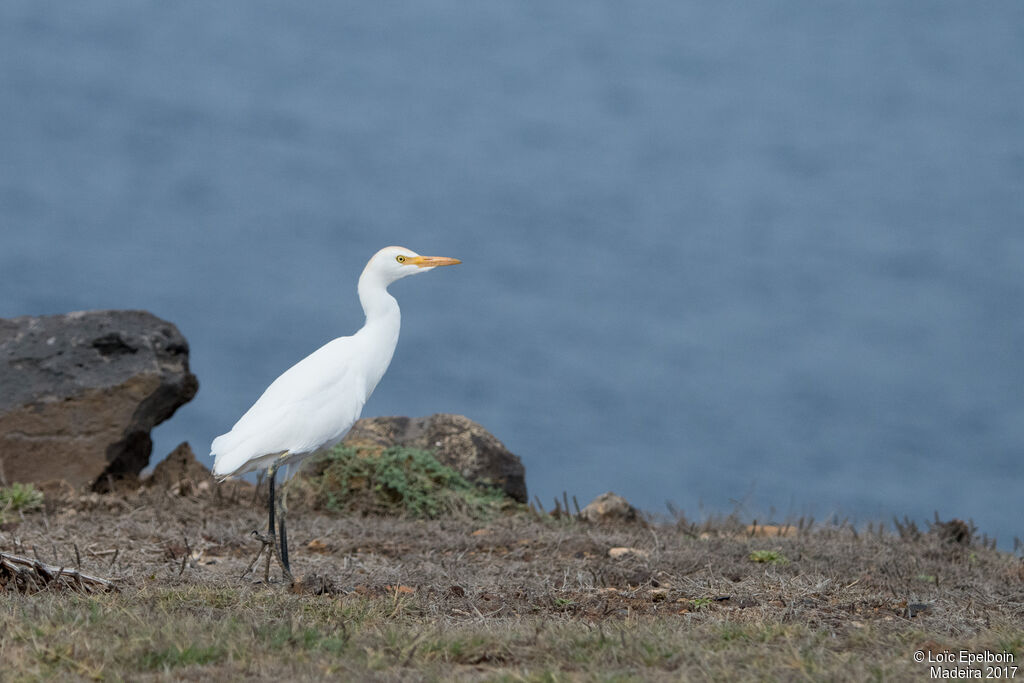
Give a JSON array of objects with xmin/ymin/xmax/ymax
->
[{"xmin": 364, "ymin": 246, "xmax": 461, "ymax": 285}]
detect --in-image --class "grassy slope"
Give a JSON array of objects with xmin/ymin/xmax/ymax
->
[
  {"xmin": 9, "ymin": 584, "xmax": 1018, "ymax": 681},
  {"xmin": 0, "ymin": 480, "xmax": 1021, "ymax": 681}
]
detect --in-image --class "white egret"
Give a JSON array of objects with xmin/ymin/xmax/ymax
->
[{"xmin": 211, "ymin": 246, "xmax": 461, "ymax": 580}]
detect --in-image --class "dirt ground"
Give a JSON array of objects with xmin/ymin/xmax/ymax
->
[{"xmin": 1, "ymin": 477, "xmax": 1022, "ymax": 681}]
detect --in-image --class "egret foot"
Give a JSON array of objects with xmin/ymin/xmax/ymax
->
[
  {"xmin": 241, "ymin": 528, "xmax": 292, "ymax": 584},
  {"xmin": 240, "ymin": 529, "xmax": 275, "ymax": 582}
]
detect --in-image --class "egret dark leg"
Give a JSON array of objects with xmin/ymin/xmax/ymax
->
[
  {"xmin": 263, "ymin": 463, "xmax": 280, "ymax": 583},
  {"xmin": 279, "ymin": 515, "xmax": 290, "ymax": 571},
  {"xmin": 267, "ymin": 463, "xmax": 277, "ymax": 548},
  {"xmin": 268, "ymin": 461, "xmax": 293, "ymax": 583},
  {"xmin": 241, "ymin": 461, "xmax": 292, "ymax": 584},
  {"xmin": 278, "ymin": 463, "xmax": 291, "ymax": 575}
]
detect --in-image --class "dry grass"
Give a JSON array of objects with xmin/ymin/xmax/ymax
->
[{"xmin": 0, "ymin": 481, "xmax": 1022, "ymax": 681}]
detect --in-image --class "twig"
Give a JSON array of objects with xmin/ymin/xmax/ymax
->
[
  {"xmin": 178, "ymin": 535, "xmax": 192, "ymax": 576},
  {"xmin": 467, "ymin": 597, "xmax": 486, "ymax": 619},
  {"xmin": 0, "ymin": 551, "xmax": 116, "ymax": 593},
  {"xmin": 240, "ymin": 533, "xmax": 267, "ymax": 579},
  {"xmin": 400, "ymin": 633, "xmax": 425, "ymax": 667}
]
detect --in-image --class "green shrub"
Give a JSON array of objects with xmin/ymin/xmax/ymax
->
[
  {"xmin": 0, "ymin": 482, "xmax": 44, "ymax": 521},
  {"xmin": 749, "ymin": 549, "xmax": 788, "ymax": 565},
  {"xmin": 298, "ymin": 445, "xmax": 509, "ymax": 519}
]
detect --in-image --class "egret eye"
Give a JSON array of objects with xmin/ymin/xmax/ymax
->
[{"xmin": 396, "ymin": 255, "xmax": 406, "ymax": 263}]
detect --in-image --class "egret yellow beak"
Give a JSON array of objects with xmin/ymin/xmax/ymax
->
[{"xmin": 410, "ymin": 255, "xmax": 461, "ymax": 268}]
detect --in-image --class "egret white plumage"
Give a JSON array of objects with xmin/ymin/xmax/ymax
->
[{"xmin": 211, "ymin": 246, "xmax": 461, "ymax": 580}]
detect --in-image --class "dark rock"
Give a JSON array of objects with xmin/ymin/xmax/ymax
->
[
  {"xmin": 625, "ymin": 570, "xmax": 652, "ymax": 587},
  {"xmin": 291, "ymin": 573, "xmax": 338, "ymax": 596},
  {"xmin": 341, "ymin": 414, "xmax": 527, "ymax": 502},
  {"xmin": 579, "ymin": 492, "xmax": 639, "ymax": 524},
  {"xmin": 0, "ymin": 310, "xmax": 198, "ymax": 489},
  {"xmin": 906, "ymin": 603, "xmax": 931, "ymax": 618},
  {"xmin": 931, "ymin": 518, "xmax": 972, "ymax": 546}
]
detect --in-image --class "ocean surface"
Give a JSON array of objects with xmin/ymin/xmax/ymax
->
[{"xmin": 2, "ymin": 2, "xmax": 1022, "ymax": 543}]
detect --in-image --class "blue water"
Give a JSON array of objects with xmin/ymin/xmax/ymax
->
[{"xmin": 2, "ymin": 2, "xmax": 1023, "ymax": 543}]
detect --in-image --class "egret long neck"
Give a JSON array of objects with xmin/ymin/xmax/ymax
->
[
  {"xmin": 355, "ymin": 270, "xmax": 402, "ymax": 389},
  {"xmin": 357, "ymin": 270, "xmax": 401, "ymax": 326}
]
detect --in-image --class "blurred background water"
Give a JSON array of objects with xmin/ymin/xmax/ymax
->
[{"xmin": 2, "ymin": 2, "xmax": 1022, "ymax": 542}]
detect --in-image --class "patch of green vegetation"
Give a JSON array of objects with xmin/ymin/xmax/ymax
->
[
  {"xmin": 749, "ymin": 549, "xmax": 789, "ymax": 565},
  {"xmin": 420, "ymin": 631, "xmax": 509, "ymax": 665},
  {"xmin": 259, "ymin": 622, "xmax": 350, "ymax": 655},
  {"xmin": 0, "ymin": 482, "xmax": 44, "ymax": 521},
  {"xmin": 299, "ymin": 445, "xmax": 509, "ymax": 518},
  {"xmin": 141, "ymin": 644, "xmax": 225, "ymax": 670},
  {"xmin": 716, "ymin": 622, "xmax": 754, "ymax": 644},
  {"xmin": 997, "ymin": 632, "xmax": 1023, "ymax": 658},
  {"xmin": 691, "ymin": 597, "xmax": 713, "ymax": 610}
]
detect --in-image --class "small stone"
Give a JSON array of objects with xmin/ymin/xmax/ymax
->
[
  {"xmin": 906, "ymin": 603, "xmax": 931, "ymax": 618},
  {"xmin": 148, "ymin": 442, "xmax": 213, "ymax": 493},
  {"xmin": 291, "ymin": 573, "xmax": 336, "ymax": 596},
  {"xmin": 35, "ymin": 479, "xmax": 77, "ymax": 504},
  {"xmin": 306, "ymin": 539, "xmax": 330, "ymax": 553},
  {"xmin": 608, "ymin": 546, "xmax": 650, "ymax": 560},
  {"xmin": 580, "ymin": 492, "xmax": 639, "ymax": 524},
  {"xmin": 745, "ymin": 524, "xmax": 798, "ymax": 538}
]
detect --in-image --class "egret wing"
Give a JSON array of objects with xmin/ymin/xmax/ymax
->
[{"xmin": 211, "ymin": 336, "xmax": 368, "ymax": 477}]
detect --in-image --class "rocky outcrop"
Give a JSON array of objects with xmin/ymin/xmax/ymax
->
[
  {"xmin": 148, "ymin": 442, "xmax": 213, "ymax": 495},
  {"xmin": 579, "ymin": 492, "xmax": 640, "ymax": 524},
  {"xmin": 341, "ymin": 414, "xmax": 527, "ymax": 502},
  {"xmin": 0, "ymin": 310, "xmax": 198, "ymax": 489}
]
